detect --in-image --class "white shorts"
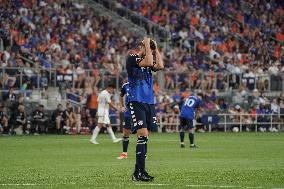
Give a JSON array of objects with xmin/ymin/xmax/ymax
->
[{"xmin": 98, "ymin": 115, "xmax": 110, "ymax": 125}]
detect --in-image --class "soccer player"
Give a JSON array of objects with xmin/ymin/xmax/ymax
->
[
  {"xmin": 117, "ymin": 82, "xmax": 131, "ymax": 159},
  {"xmin": 179, "ymin": 94, "xmax": 203, "ymax": 148},
  {"xmin": 126, "ymin": 37, "xmax": 164, "ymax": 182},
  {"xmin": 90, "ymin": 83, "xmax": 122, "ymax": 144}
]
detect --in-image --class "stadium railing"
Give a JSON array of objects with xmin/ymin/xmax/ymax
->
[
  {"xmin": 1, "ymin": 67, "xmax": 283, "ymax": 94},
  {"xmin": 156, "ymin": 113, "xmax": 284, "ymax": 133}
]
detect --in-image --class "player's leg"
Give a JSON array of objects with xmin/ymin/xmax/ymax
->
[
  {"xmin": 122, "ymin": 128, "xmax": 131, "ymax": 152},
  {"xmin": 90, "ymin": 120, "xmax": 103, "ymax": 144},
  {"xmin": 179, "ymin": 118, "xmax": 187, "ymax": 148},
  {"xmin": 130, "ymin": 102, "xmax": 152, "ymax": 182},
  {"xmin": 189, "ymin": 119, "xmax": 197, "ymax": 148},
  {"xmin": 145, "ymin": 105, "xmax": 157, "ymax": 158},
  {"xmin": 118, "ymin": 116, "xmax": 131, "ymax": 159},
  {"xmin": 105, "ymin": 115, "xmax": 121, "ymax": 143},
  {"xmin": 55, "ymin": 116, "xmax": 61, "ymax": 134},
  {"xmin": 2, "ymin": 117, "xmax": 9, "ymax": 134}
]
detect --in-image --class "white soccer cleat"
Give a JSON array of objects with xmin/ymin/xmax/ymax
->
[
  {"xmin": 90, "ymin": 140, "xmax": 99, "ymax": 144},
  {"xmin": 113, "ymin": 138, "xmax": 122, "ymax": 143}
]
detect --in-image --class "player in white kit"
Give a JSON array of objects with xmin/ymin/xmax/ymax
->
[{"xmin": 90, "ymin": 84, "xmax": 122, "ymax": 144}]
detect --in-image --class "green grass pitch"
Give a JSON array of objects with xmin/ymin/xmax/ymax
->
[{"xmin": 0, "ymin": 133, "xmax": 284, "ymax": 189}]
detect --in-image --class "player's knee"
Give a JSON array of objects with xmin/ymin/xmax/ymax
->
[
  {"xmin": 178, "ymin": 126, "xmax": 185, "ymax": 132},
  {"xmin": 189, "ymin": 128, "xmax": 195, "ymax": 134},
  {"xmin": 123, "ymin": 129, "xmax": 131, "ymax": 137},
  {"xmin": 137, "ymin": 128, "xmax": 148, "ymax": 136}
]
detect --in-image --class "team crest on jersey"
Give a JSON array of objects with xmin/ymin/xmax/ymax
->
[{"xmin": 138, "ymin": 120, "xmax": 143, "ymax": 126}]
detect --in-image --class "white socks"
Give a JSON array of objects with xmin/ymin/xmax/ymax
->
[
  {"xmin": 91, "ymin": 126, "xmax": 100, "ymax": 141},
  {"xmin": 91, "ymin": 126, "xmax": 116, "ymax": 142},
  {"xmin": 107, "ymin": 127, "xmax": 116, "ymax": 141}
]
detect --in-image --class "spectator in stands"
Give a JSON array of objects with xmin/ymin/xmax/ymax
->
[
  {"xmin": 12, "ymin": 104, "xmax": 27, "ymax": 135},
  {"xmin": 203, "ymin": 95, "xmax": 218, "ymax": 111},
  {"xmin": 10, "ymin": 94, "xmax": 24, "ymax": 115},
  {"xmin": 62, "ymin": 104, "xmax": 80, "ymax": 134},
  {"xmin": 52, "ymin": 104, "xmax": 64, "ymax": 134},
  {"xmin": 0, "ymin": 104, "xmax": 9, "ymax": 135},
  {"xmin": 256, "ymin": 103, "xmax": 272, "ymax": 132},
  {"xmin": 31, "ymin": 104, "xmax": 46, "ymax": 135},
  {"xmin": 86, "ymin": 88, "xmax": 98, "ymax": 126},
  {"xmin": 2, "ymin": 88, "xmax": 17, "ymax": 102},
  {"xmin": 172, "ymin": 88, "xmax": 181, "ymax": 103},
  {"xmin": 217, "ymin": 98, "xmax": 228, "ymax": 111},
  {"xmin": 271, "ymin": 98, "xmax": 280, "ymax": 114},
  {"xmin": 228, "ymin": 104, "xmax": 244, "ymax": 130}
]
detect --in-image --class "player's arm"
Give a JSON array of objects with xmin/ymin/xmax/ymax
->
[
  {"xmin": 119, "ymin": 95, "xmax": 127, "ymax": 113},
  {"xmin": 108, "ymin": 101, "xmax": 118, "ymax": 111},
  {"xmin": 119, "ymin": 85, "xmax": 127, "ymax": 112},
  {"xmin": 138, "ymin": 37, "xmax": 153, "ymax": 67},
  {"xmin": 152, "ymin": 42, "xmax": 164, "ymax": 70},
  {"xmin": 106, "ymin": 94, "xmax": 118, "ymax": 111}
]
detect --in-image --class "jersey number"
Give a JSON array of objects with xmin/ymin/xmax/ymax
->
[{"xmin": 185, "ymin": 99, "xmax": 195, "ymax": 107}]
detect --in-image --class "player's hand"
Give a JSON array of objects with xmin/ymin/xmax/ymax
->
[
  {"xmin": 121, "ymin": 106, "xmax": 127, "ymax": 113},
  {"xmin": 143, "ymin": 37, "xmax": 151, "ymax": 46},
  {"xmin": 150, "ymin": 39, "xmax": 157, "ymax": 50}
]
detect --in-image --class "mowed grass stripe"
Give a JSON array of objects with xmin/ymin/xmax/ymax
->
[{"xmin": 0, "ymin": 133, "xmax": 283, "ymax": 189}]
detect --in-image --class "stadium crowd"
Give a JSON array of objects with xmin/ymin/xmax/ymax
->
[
  {"xmin": 1, "ymin": 0, "xmax": 284, "ymax": 135},
  {"xmin": 1, "ymin": 86, "xmax": 284, "ymax": 135},
  {"xmin": 0, "ymin": 0, "xmax": 138, "ymax": 90},
  {"xmin": 118, "ymin": 0, "xmax": 284, "ymax": 92}
]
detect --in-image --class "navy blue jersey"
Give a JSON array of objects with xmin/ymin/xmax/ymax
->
[
  {"xmin": 120, "ymin": 82, "xmax": 130, "ymax": 117},
  {"xmin": 126, "ymin": 53, "xmax": 155, "ymax": 104},
  {"xmin": 180, "ymin": 96, "xmax": 200, "ymax": 120}
]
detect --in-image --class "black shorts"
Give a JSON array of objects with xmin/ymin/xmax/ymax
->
[
  {"xmin": 128, "ymin": 101, "xmax": 157, "ymax": 134},
  {"xmin": 89, "ymin": 109, "xmax": 97, "ymax": 118},
  {"xmin": 123, "ymin": 116, "xmax": 132, "ymax": 130},
  {"xmin": 179, "ymin": 117, "xmax": 194, "ymax": 131}
]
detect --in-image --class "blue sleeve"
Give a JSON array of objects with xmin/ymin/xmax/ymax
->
[
  {"xmin": 126, "ymin": 54, "xmax": 140, "ymax": 68},
  {"xmin": 126, "ymin": 54, "xmax": 141, "ymax": 77}
]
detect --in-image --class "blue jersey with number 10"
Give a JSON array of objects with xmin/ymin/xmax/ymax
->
[{"xmin": 180, "ymin": 96, "xmax": 200, "ymax": 120}]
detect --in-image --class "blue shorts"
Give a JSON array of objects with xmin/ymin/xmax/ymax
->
[
  {"xmin": 128, "ymin": 101, "xmax": 157, "ymax": 134},
  {"xmin": 123, "ymin": 116, "xmax": 132, "ymax": 130},
  {"xmin": 179, "ymin": 117, "xmax": 194, "ymax": 131}
]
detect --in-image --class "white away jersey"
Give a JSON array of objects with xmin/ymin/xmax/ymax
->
[{"xmin": 97, "ymin": 90, "xmax": 111, "ymax": 116}]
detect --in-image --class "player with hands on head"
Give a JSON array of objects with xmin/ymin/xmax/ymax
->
[{"xmin": 126, "ymin": 36, "xmax": 164, "ymax": 182}]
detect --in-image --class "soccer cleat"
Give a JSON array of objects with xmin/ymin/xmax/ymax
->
[
  {"xmin": 132, "ymin": 171, "xmax": 153, "ymax": 182},
  {"xmin": 190, "ymin": 144, "xmax": 198, "ymax": 148},
  {"xmin": 117, "ymin": 153, "xmax": 128, "ymax": 159},
  {"xmin": 142, "ymin": 171, "xmax": 154, "ymax": 180},
  {"xmin": 180, "ymin": 143, "xmax": 185, "ymax": 148},
  {"xmin": 113, "ymin": 138, "xmax": 122, "ymax": 143},
  {"xmin": 139, "ymin": 172, "xmax": 154, "ymax": 182},
  {"xmin": 90, "ymin": 140, "xmax": 99, "ymax": 144},
  {"xmin": 132, "ymin": 171, "xmax": 141, "ymax": 182}
]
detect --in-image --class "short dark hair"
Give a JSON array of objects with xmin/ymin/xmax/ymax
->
[
  {"xmin": 106, "ymin": 83, "xmax": 116, "ymax": 89},
  {"xmin": 197, "ymin": 93, "xmax": 203, "ymax": 99}
]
